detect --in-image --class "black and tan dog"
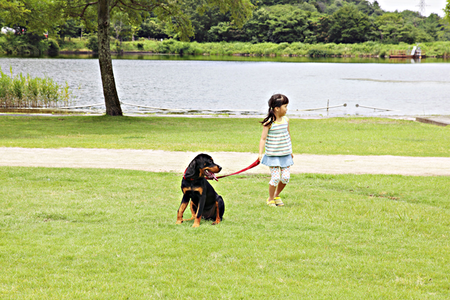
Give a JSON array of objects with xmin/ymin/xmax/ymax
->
[{"xmin": 176, "ymin": 153, "xmax": 225, "ymax": 228}]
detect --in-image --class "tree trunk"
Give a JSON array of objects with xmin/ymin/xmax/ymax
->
[{"xmin": 98, "ymin": 0, "xmax": 123, "ymax": 116}]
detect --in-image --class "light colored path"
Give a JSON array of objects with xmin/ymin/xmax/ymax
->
[
  {"xmin": 416, "ymin": 116, "xmax": 450, "ymax": 127},
  {"xmin": 1, "ymin": 147, "xmax": 449, "ymax": 176}
]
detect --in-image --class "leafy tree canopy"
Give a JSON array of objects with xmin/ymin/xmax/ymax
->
[
  {"xmin": 328, "ymin": 4, "xmax": 371, "ymax": 43},
  {"xmin": 1, "ymin": 0, "xmax": 254, "ymax": 116},
  {"xmin": 445, "ymin": 0, "xmax": 450, "ymax": 22}
]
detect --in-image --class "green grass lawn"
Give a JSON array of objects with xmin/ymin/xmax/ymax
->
[
  {"xmin": 1, "ymin": 115, "xmax": 449, "ymax": 157},
  {"xmin": 1, "ymin": 115, "xmax": 449, "ymax": 298},
  {"xmin": 1, "ymin": 167, "xmax": 449, "ymax": 299}
]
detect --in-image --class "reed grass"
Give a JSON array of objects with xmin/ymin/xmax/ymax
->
[
  {"xmin": 113, "ymin": 39, "xmax": 450, "ymax": 58},
  {"xmin": 3, "ymin": 33, "xmax": 447, "ymax": 58},
  {"xmin": 0, "ymin": 66, "xmax": 72, "ymax": 109}
]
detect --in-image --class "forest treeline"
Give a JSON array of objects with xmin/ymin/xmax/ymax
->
[
  {"xmin": 1, "ymin": 0, "xmax": 450, "ymax": 56},
  {"xmin": 62, "ymin": 0, "xmax": 450, "ymax": 44}
]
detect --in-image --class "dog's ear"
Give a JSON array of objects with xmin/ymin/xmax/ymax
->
[{"xmin": 184, "ymin": 159, "xmax": 197, "ymax": 178}]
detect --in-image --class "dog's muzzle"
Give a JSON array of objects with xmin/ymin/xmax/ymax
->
[{"xmin": 204, "ymin": 169, "xmax": 219, "ymax": 181}]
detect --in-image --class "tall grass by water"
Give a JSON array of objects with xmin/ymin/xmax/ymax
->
[
  {"xmin": 107, "ymin": 39, "xmax": 450, "ymax": 58},
  {"xmin": 51, "ymin": 36, "xmax": 450, "ymax": 58},
  {"xmin": 0, "ymin": 67, "xmax": 72, "ymax": 109}
]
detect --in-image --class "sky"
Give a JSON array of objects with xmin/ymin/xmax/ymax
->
[{"xmin": 370, "ymin": 0, "xmax": 448, "ymax": 17}]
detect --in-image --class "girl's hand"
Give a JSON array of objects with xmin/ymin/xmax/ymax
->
[
  {"xmin": 258, "ymin": 154, "xmax": 263, "ymax": 161},
  {"xmin": 291, "ymin": 153, "xmax": 294, "ymax": 159}
]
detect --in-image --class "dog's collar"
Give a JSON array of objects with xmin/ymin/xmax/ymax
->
[
  {"xmin": 183, "ymin": 168, "xmax": 199, "ymax": 181},
  {"xmin": 183, "ymin": 170, "xmax": 191, "ymax": 180}
]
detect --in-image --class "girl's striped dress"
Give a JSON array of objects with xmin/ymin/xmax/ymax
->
[{"xmin": 261, "ymin": 116, "xmax": 294, "ymax": 167}]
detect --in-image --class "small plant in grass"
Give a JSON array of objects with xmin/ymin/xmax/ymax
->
[{"xmin": 0, "ymin": 66, "xmax": 73, "ymax": 109}]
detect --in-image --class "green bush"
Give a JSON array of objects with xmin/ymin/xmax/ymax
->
[
  {"xmin": 5, "ymin": 36, "xmax": 449, "ymax": 58},
  {"xmin": 47, "ymin": 39, "xmax": 60, "ymax": 56},
  {"xmin": 86, "ymin": 35, "xmax": 98, "ymax": 53},
  {"xmin": 308, "ymin": 48, "xmax": 328, "ymax": 57}
]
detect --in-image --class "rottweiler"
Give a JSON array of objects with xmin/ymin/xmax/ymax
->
[{"xmin": 176, "ymin": 153, "xmax": 225, "ymax": 228}]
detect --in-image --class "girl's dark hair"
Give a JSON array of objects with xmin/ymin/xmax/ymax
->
[{"xmin": 261, "ymin": 94, "xmax": 289, "ymax": 127}]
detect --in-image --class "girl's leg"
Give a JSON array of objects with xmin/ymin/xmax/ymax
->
[
  {"xmin": 275, "ymin": 167, "xmax": 290, "ymax": 198},
  {"xmin": 274, "ymin": 183, "xmax": 286, "ymax": 198},
  {"xmin": 269, "ymin": 184, "xmax": 277, "ymax": 201},
  {"xmin": 268, "ymin": 167, "xmax": 281, "ymax": 202}
]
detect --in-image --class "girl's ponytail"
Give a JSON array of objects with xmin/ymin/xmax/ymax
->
[{"xmin": 261, "ymin": 94, "xmax": 289, "ymax": 127}]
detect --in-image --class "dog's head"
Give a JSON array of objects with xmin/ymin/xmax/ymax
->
[{"xmin": 184, "ymin": 153, "xmax": 222, "ymax": 180}]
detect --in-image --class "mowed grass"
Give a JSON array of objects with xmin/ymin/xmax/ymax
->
[
  {"xmin": 1, "ymin": 115, "xmax": 449, "ymax": 298},
  {"xmin": 1, "ymin": 166, "xmax": 450, "ymax": 299},
  {"xmin": 1, "ymin": 115, "xmax": 449, "ymax": 156}
]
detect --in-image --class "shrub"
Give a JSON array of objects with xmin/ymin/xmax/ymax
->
[
  {"xmin": 308, "ymin": 48, "xmax": 328, "ymax": 57},
  {"xmin": 47, "ymin": 39, "xmax": 60, "ymax": 56},
  {"xmin": 86, "ymin": 35, "xmax": 98, "ymax": 53}
]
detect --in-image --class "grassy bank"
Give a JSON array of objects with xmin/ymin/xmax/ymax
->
[
  {"xmin": 1, "ymin": 116, "xmax": 449, "ymax": 157},
  {"xmin": 58, "ymin": 38, "xmax": 450, "ymax": 58},
  {"xmin": 1, "ymin": 166, "xmax": 449, "ymax": 299}
]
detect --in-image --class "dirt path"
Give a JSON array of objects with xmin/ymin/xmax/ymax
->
[{"xmin": 1, "ymin": 147, "xmax": 449, "ymax": 176}]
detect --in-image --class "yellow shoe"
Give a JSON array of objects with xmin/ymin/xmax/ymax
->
[
  {"xmin": 266, "ymin": 198, "xmax": 276, "ymax": 207},
  {"xmin": 274, "ymin": 196, "xmax": 284, "ymax": 206}
]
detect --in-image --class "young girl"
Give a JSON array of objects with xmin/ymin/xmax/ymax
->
[{"xmin": 258, "ymin": 94, "xmax": 294, "ymax": 207}]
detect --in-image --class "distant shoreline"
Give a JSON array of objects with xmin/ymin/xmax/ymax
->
[
  {"xmin": 54, "ymin": 40, "xmax": 450, "ymax": 58},
  {"xmin": 57, "ymin": 50, "xmax": 448, "ymax": 59}
]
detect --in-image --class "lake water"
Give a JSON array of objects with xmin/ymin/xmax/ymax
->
[{"xmin": 2, "ymin": 56, "xmax": 449, "ymax": 116}]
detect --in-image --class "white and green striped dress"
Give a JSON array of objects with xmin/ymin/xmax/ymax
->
[
  {"xmin": 265, "ymin": 116, "xmax": 292, "ymax": 156},
  {"xmin": 261, "ymin": 116, "xmax": 294, "ymax": 167}
]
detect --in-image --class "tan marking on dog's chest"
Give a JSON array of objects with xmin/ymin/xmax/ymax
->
[{"xmin": 182, "ymin": 187, "xmax": 203, "ymax": 194}]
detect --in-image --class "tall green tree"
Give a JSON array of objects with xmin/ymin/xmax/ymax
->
[
  {"xmin": 137, "ymin": 17, "xmax": 168, "ymax": 39},
  {"xmin": 374, "ymin": 12, "xmax": 426, "ymax": 44},
  {"xmin": 0, "ymin": 1, "xmax": 29, "ymax": 25},
  {"xmin": 265, "ymin": 5, "xmax": 312, "ymax": 43},
  {"xmin": 5, "ymin": 0, "xmax": 253, "ymax": 116},
  {"xmin": 58, "ymin": 19, "xmax": 82, "ymax": 40},
  {"xmin": 445, "ymin": 0, "xmax": 450, "ymax": 22},
  {"xmin": 242, "ymin": 5, "xmax": 314, "ymax": 43},
  {"xmin": 328, "ymin": 4, "xmax": 371, "ymax": 43}
]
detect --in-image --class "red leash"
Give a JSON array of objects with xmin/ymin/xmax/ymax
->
[{"xmin": 207, "ymin": 159, "xmax": 260, "ymax": 181}]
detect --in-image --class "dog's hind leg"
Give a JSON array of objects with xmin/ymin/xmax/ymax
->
[
  {"xmin": 212, "ymin": 195, "xmax": 225, "ymax": 225},
  {"xmin": 212, "ymin": 201, "xmax": 221, "ymax": 225}
]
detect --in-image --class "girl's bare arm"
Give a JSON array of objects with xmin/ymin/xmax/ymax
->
[
  {"xmin": 258, "ymin": 125, "xmax": 270, "ymax": 161},
  {"xmin": 287, "ymin": 122, "xmax": 294, "ymax": 159}
]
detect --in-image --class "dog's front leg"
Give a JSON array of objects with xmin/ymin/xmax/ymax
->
[
  {"xmin": 176, "ymin": 193, "xmax": 190, "ymax": 224},
  {"xmin": 182, "ymin": 202, "xmax": 196, "ymax": 222},
  {"xmin": 193, "ymin": 186, "xmax": 205, "ymax": 228}
]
